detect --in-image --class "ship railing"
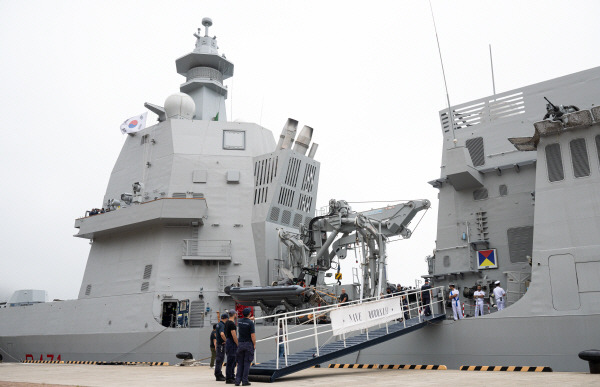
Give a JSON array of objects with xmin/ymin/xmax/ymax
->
[
  {"xmin": 218, "ymin": 274, "xmax": 240, "ymax": 293},
  {"xmin": 253, "ymin": 285, "xmax": 446, "ymax": 368},
  {"xmin": 183, "ymin": 239, "xmax": 231, "ymax": 257}
]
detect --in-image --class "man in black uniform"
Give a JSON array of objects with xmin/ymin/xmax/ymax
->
[
  {"xmin": 210, "ymin": 324, "xmax": 217, "ymax": 368},
  {"xmin": 225, "ymin": 310, "xmax": 239, "ymax": 384},
  {"xmin": 214, "ymin": 313, "xmax": 228, "ymax": 381},
  {"xmin": 420, "ymin": 279, "xmax": 432, "ymax": 317},
  {"xmin": 339, "ymin": 288, "xmax": 349, "ymax": 306},
  {"xmin": 235, "ymin": 308, "xmax": 256, "ymax": 386}
]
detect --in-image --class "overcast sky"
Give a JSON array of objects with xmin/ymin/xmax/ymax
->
[{"xmin": 1, "ymin": 1, "xmax": 600, "ymax": 302}]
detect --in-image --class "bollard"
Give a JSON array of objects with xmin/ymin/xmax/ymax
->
[{"xmin": 579, "ymin": 350, "xmax": 600, "ymax": 374}]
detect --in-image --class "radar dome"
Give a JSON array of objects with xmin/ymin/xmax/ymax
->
[{"xmin": 164, "ymin": 93, "xmax": 195, "ymax": 120}]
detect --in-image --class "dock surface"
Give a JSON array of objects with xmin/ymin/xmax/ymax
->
[{"xmin": 0, "ymin": 363, "xmax": 597, "ymax": 386}]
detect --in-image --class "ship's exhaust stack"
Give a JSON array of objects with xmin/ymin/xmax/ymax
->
[
  {"xmin": 308, "ymin": 143, "xmax": 319, "ymax": 159},
  {"xmin": 277, "ymin": 118, "xmax": 299, "ymax": 150},
  {"xmin": 292, "ymin": 125, "xmax": 313, "ymax": 156}
]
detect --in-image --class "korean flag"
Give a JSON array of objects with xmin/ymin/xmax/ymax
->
[{"xmin": 120, "ymin": 112, "xmax": 148, "ymax": 134}]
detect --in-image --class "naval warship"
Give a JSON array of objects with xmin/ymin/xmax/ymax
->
[{"xmin": 1, "ymin": 19, "xmax": 599, "ymax": 372}]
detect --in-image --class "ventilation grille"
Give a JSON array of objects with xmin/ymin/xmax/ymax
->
[
  {"xmin": 301, "ymin": 164, "xmax": 317, "ymax": 192},
  {"xmin": 499, "ymin": 184, "xmax": 508, "ymax": 197},
  {"xmin": 278, "ymin": 187, "xmax": 295, "ymax": 207},
  {"xmin": 304, "ymin": 217, "xmax": 312, "ymax": 230},
  {"xmin": 141, "ymin": 282, "xmax": 149, "ymax": 292},
  {"xmin": 243, "ymin": 280, "xmax": 253, "ymax": 286},
  {"xmin": 269, "ymin": 207, "xmax": 280, "ymax": 222},
  {"xmin": 545, "ymin": 143, "xmax": 564, "ymax": 182},
  {"xmin": 293, "ymin": 213, "xmax": 303, "ymax": 228},
  {"xmin": 254, "ymin": 157, "xmax": 278, "ymax": 186},
  {"xmin": 254, "ymin": 186, "xmax": 268, "ymax": 205},
  {"xmin": 85, "ymin": 284, "xmax": 92, "ymax": 296},
  {"xmin": 172, "ymin": 192, "xmax": 186, "ymax": 198},
  {"xmin": 140, "ymin": 134, "xmax": 149, "ymax": 145},
  {"xmin": 284, "ymin": 158, "xmax": 302, "ymax": 187},
  {"xmin": 439, "ymin": 92, "xmax": 524, "ymax": 131},
  {"xmin": 473, "ymin": 188, "xmax": 488, "ymax": 201},
  {"xmin": 443, "ymin": 256, "xmax": 450, "ymax": 267},
  {"xmin": 466, "ymin": 137, "xmax": 485, "ymax": 167},
  {"xmin": 281, "ymin": 210, "xmax": 292, "ymax": 225},
  {"xmin": 143, "ymin": 265, "xmax": 152, "ymax": 280},
  {"xmin": 192, "ymin": 193, "xmax": 204, "ymax": 198},
  {"xmin": 297, "ymin": 193, "xmax": 313, "ymax": 213},
  {"xmin": 570, "ymin": 138, "xmax": 590, "ymax": 178},
  {"xmin": 189, "ymin": 301, "xmax": 205, "ymax": 328},
  {"xmin": 507, "ymin": 226, "xmax": 534, "ymax": 263}
]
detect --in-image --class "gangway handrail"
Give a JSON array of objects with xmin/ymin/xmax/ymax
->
[{"xmin": 254, "ymin": 285, "xmax": 446, "ymax": 368}]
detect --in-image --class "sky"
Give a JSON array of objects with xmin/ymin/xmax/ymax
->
[{"xmin": 1, "ymin": 0, "xmax": 600, "ymax": 302}]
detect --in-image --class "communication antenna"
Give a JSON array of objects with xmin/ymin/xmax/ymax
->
[
  {"xmin": 489, "ymin": 44, "xmax": 496, "ymax": 95},
  {"xmin": 428, "ymin": 0, "xmax": 455, "ymax": 143}
]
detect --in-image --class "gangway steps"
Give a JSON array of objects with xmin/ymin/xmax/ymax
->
[{"xmin": 250, "ymin": 313, "xmax": 445, "ymax": 382}]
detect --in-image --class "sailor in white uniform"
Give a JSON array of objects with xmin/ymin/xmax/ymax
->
[
  {"xmin": 473, "ymin": 285, "xmax": 485, "ymax": 317},
  {"xmin": 449, "ymin": 284, "xmax": 463, "ymax": 320},
  {"xmin": 493, "ymin": 281, "xmax": 506, "ymax": 311}
]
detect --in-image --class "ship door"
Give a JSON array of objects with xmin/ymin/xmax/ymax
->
[{"xmin": 161, "ymin": 301, "xmax": 178, "ymax": 327}]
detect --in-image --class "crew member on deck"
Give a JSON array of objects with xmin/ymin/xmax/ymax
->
[
  {"xmin": 339, "ymin": 288, "xmax": 349, "ymax": 306},
  {"xmin": 420, "ymin": 279, "xmax": 432, "ymax": 317},
  {"xmin": 235, "ymin": 308, "xmax": 256, "ymax": 386},
  {"xmin": 449, "ymin": 284, "xmax": 463, "ymax": 320},
  {"xmin": 210, "ymin": 324, "xmax": 217, "ymax": 369},
  {"xmin": 493, "ymin": 281, "xmax": 506, "ymax": 311},
  {"xmin": 225, "ymin": 310, "xmax": 239, "ymax": 384},
  {"xmin": 214, "ymin": 313, "xmax": 228, "ymax": 381},
  {"xmin": 473, "ymin": 285, "xmax": 485, "ymax": 317}
]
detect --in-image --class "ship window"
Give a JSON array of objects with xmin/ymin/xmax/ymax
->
[
  {"xmin": 545, "ymin": 143, "xmax": 564, "ymax": 182},
  {"xmin": 466, "ymin": 137, "xmax": 485, "ymax": 167},
  {"xmin": 507, "ymin": 226, "xmax": 533, "ymax": 263},
  {"xmin": 570, "ymin": 138, "xmax": 590, "ymax": 178},
  {"xmin": 499, "ymin": 184, "xmax": 508, "ymax": 197},
  {"xmin": 473, "ymin": 188, "xmax": 488, "ymax": 201},
  {"xmin": 223, "ymin": 130, "xmax": 245, "ymax": 150}
]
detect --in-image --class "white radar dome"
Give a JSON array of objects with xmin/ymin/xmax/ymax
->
[{"xmin": 164, "ymin": 93, "xmax": 195, "ymax": 119}]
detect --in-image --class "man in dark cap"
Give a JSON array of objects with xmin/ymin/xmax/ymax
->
[
  {"xmin": 420, "ymin": 279, "xmax": 432, "ymax": 317},
  {"xmin": 214, "ymin": 313, "xmax": 228, "ymax": 381},
  {"xmin": 235, "ymin": 308, "xmax": 256, "ymax": 386},
  {"xmin": 225, "ymin": 310, "xmax": 239, "ymax": 384}
]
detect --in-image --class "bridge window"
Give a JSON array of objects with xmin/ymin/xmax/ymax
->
[
  {"xmin": 223, "ymin": 130, "xmax": 245, "ymax": 150},
  {"xmin": 473, "ymin": 188, "xmax": 488, "ymax": 201},
  {"xmin": 570, "ymin": 138, "xmax": 590, "ymax": 178},
  {"xmin": 545, "ymin": 143, "xmax": 564, "ymax": 182}
]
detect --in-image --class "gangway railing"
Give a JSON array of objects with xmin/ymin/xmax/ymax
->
[{"xmin": 254, "ymin": 285, "xmax": 446, "ymax": 369}]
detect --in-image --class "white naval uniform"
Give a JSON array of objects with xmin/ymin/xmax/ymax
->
[
  {"xmin": 493, "ymin": 286, "xmax": 506, "ymax": 311},
  {"xmin": 449, "ymin": 289, "xmax": 463, "ymax": 320},
  {"xmin": 473, "ymin": 290, "xmax": 485, "ymax": 316}
]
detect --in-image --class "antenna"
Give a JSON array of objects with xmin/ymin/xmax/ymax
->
[
  {"xmin": 428, "ymin": 0, "xmax": 455, "ymax": 143},
  {"xmin": 202, "ymin": 17, "xmax": 213, "ymax": 37},
  {"xmin": 489, "ymin": 44, "xmax": 496, "ymax": 95}
]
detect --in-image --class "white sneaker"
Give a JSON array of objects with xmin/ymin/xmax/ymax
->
[{"xmin": 210, "ymin": 366, "xmax": 215, "ymax": 369}]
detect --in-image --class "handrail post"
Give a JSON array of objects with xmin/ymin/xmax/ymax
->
[
  {"xmin": 417, "ymin": 289, "xmax": 421, "ymax": 323},
  {"xmin": 343, "ymin": 332, "xmax": 346, "ymax": 348},
  {"xmin": 276, "ymin": 318, "xmax": 280, "ymax": 369},
  {"xmin": 284, "ymin": 317, "xmax": 289, "ymax": 366},
  {"xmin": 313, "ymin": 309, "xmax": 319, "ymax": 357},
  {"xmin": 442, "ymin": 287, "xmax": 447, "ymax": 315}
]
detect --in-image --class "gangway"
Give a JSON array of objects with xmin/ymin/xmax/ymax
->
[{"xmin": 250, "ymin": 286, "xmax": 446, "ymax": 382}]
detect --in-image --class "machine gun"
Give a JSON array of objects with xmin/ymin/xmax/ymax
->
[{"xmin": 543, "ymin": 96, "xmax": 580, "ymax": 121}]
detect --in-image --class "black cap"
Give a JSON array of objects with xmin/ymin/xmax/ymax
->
[
  {"xmin": 221, "ymin": 313, "xmax": 229, "ymax": 319},
  {"xmin": 242, "ymin": 308, "xmax": 251, "ymax": 316},
  {"xmin": 213, "ymin": 324, "xmax": 217, "ymax": 330}
]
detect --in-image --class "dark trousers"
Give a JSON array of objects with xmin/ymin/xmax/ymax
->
[
  {"xmin": 214, "ymin": 343, "xmax": 225, "ymax": 377},
  {"xmin": 210, "ymin": 347, "xmax": 216, "ymax": 367},
  {"xmin": 422, "ymin": 298, "xmax": 431, "ymax": 316},
  {"xmin": 225, "ymin": 339, "xmax": 238, "ymax": 380},
  {"xmin": 235, "ymin": 341, "xmax": 255, "ymax": 384},
  {"xmin": 403, "ymin": 299, "xmax": 409, "ymax": 319}
]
